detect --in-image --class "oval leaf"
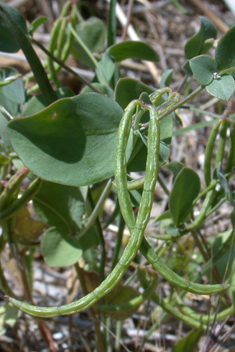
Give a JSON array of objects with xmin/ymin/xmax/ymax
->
[
  {"xmin": 41, "ymin": 227, "xmax": 83, "ymax": 267},
  {"xmin": 215, "ymin": 25, "xmax": 235, "ymax": 71},
  {"xmin": 185, "ymin": 16, "xmax": 217, "ymax": 59},
  {"xmin": 0, "ymin": 3, "xmax": 28, "ymax": 53},
  {"xmin": 108, "ymin": 41, "xmax": 159, "ymax": 62},
  {"xmin": 115, "ymin": 78, "xmax": 154, "ymax": 109},
  {"xmin": 173, "ymin": 329, "xmax": 203, "ymax": 352},
  {"xmin": 206, "ymin": 75, "xmax": 235, "ymax": 101},
  {"xmin": 71, "ymin": 17, "xmax": 106, "ymax": 68},
  {"xmin": 8, "ymin": 93, "xmax": 124, "ymax": 186},
  {"xmin": 22, "ymin": 88, "xmax": 74, "ymax": 117},
  {"xmin": 169, "ymin": 168, "xmax": 201, "ymax": 227},
  {"xmin": 33, "ymin": 181, "xmax": 84, "ymax": 230},
  {"xmin": 160, "ymin": 69, "xmax": 174, "ymax": 88},
  {"xmin": 0, "ymin": 67, "xmax": 25, "ymax": 116},
  {"xmin": 190, "ymin": 55, "xmax": 218, "ymax": 85}
]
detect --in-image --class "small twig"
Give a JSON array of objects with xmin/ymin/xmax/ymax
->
[
  {"xmin": 190, "ymin": 0, "xmax": 229, "ymax": 33},
  {"xmin": 122, "ymin": 0, "xmax": 135, "ymax": 41}
]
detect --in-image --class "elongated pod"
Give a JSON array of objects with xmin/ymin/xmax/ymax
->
[
  {"xmin": 226, "ymin": 123, "xmax": 235, "ymax": 173},
  {"xmin": 204, "ymin": 120, "xmax": 223, "ymax": 186},
  {"xmin": 7, "ymin": 100, "xmax": 160, "ymax": 317},
  {"xmin": 140, "ymin": 237, "xmax": 229, "ymax": 295}
]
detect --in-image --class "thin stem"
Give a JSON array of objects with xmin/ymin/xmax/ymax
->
[
  {"xmin": 107, "ymin": 0, "xmax": 117, "ymax": 47},
  {"xmin": 219, "ymin": 66, "xmax": 235, "ymax": 76},
  {"xmin": 159, "ymin": 85, "xmax": 205, "ymax": 119},
  {"xmin": 157, "ymin": 174, "xmax": 170, "ymax": 196},
  {"xmin": 189, "ymin": 106, "xmax": 221, "ymax": 119},
  {"xmin": 76, "ymin": 179, "xmax": 112, "ymax": 241},
  {"xmin": 0, "ymin": 178, "xmax": 42, "ymax": 221},
  {"xmin": 141, "ymin": 85, "xmax": 205, "ymax": 129},
  {"xmin": 122, "ymin": 0, "xmax": 134, "ymax": 41},
  {"xmin": 111, "ymin": 213, "xmax": 125, "ymax": 269},
  {"xmin": 75, "ymin": 263, "xmax": 106, "ymax": 352},
  {"xmin": 115, "ymin": 321, "xmax": 122, "ymax": 352},
  {"xmin": 87, "ymin": 189, "xmax": 106, "ymax": 282},
  {"xmin": 68, "ymin": 23, "xmax": 109, "ymax": 86}
]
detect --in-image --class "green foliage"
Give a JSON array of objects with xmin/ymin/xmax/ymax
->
[
  {"xmin": 71, "ymin": 17, "xmax": 106, "ymax": 68},
  {"xmin": 169, "ymin": 168, "xmax": 201, "ymax": 227},
  {"xmin": 190, "ymin": 55, "xmax": 218, "ymax": 85},
  {"xmin": 0, "ymin": 3, "xmax": 28, "ymax": 53},
  {"xmin": 115, "ymin": 78, "xmax": 154, "ymax": 109},
  {"xmin": 0, "ymin": 304, "xmax": 20, "ymax": 336},
  {"xmin": 215, "ymin": 25, "xmax": 235, "ymax": 71},
  {"xmin": 108, "ymin": 40, "xmax": 159, "ymax": 62},
  {"xmin": 8, "ymin": 93, "xmax": 123, "ymax": 186},
  {"xmin": 173, "ymin": 329, "xmax": 203, "ymax": 352},
  {"xmin": 0, "ymin": 67, "xmax": 24, "ymax": 116},
  {"xmin": 188, "ymin": 25, "xmax": 235, "ymax": 100},
  {"xmin": 0, "ymin": 2, "xmax": 235, "ymax": 350},
  {"xmin": 41, "ymin": 227, "xmax": 83, "ymax": 267},
  {"xmin": 185, "ymin": 16, "xmax": 217, "ymax": 59},
  {"xmin": 206, "ymin": 74, "xmax": 235, "ymax": 101}
]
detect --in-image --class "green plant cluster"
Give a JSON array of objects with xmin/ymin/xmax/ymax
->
[{"xmin": 0, "ymin": 1, "xmax": 235, "ymax": 350}]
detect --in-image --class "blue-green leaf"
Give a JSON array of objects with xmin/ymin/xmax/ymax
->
[
  {"xmin": 190, "ymin": 55, "xmax": 218, "ymax": 85},
  {"xmin": 169, "ymin": 168, "xmax": 201, "ymax": 227},
  {"xmin": 115, "ymin": 78, "xmax": 154, "ymax": 109},
  {"xmin": 185, "ymin": 16, "xmax": 217, "ymax": 59},
  {"xmin": 173, "ymin": 329, "xmax": 203, "ymax": 352},
  {"xmin": 108, "ymin": 41, "xmax": 159, "ymax": 62},
  {"xmin": 41, "ymin": 227, "xmax": 83, "ymax": 267},
  {"xmin": 206, "ymin": 75, "xmax": 235, "ymax": 101},
  {"xmin": 8, "ymin": 93, "xmax": 123, "ymax": 186},
  {"xmin": 215, "ymin": 25, "xmax": 235, "ymax": 71},
  {"xmin": 0, "ymin": 3, "xmax": 28, "ymax": 53}
]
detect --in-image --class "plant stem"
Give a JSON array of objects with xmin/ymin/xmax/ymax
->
[
  {"xmin": 87, "ymin": 189, "xmax": 106, "ymax": 282},
  {"xmin": 76, "ymin": 179, "xmax": 112, "ymax": 240},
  {"xmin": 68, "ymin": 24, "xmax": 109, "ymax": 86},
  {"xmin": 111, "ymin": 213, "xmax": 125, "ymax": 269},
  {"xmin": 159, "ymin": 85, "xmax": 205, "ymax": 120},
  {"xmin": 219, "ymin": 66, "xmax": 235, "ymax": 75},
  {"xmin": 0, "ymin": 178, "xmax": 42, "ymax": 221},
  {"xmin": 0, "ymin": 5, "xmax": 57, "ymax": 105},
  {"xmin": 140, "ymin": 85, "xmax": 205, "ymax": 130},
  {"xmin": 75, "ymin": 263, "xmax": 106, "ymax": 352}
]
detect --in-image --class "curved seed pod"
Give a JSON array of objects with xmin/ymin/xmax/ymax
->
[
  {"xmin": 225, "ymin": 124, "xmax": 235, "ymax": 173},
  {"xmin": 120, "ymin": 105, "xmax": 229, "ymax": 295},
  {"xmin": 47, "ymin": 18, "xmax": 65, "ymax": 87},
  {"xmin": 95, "ymin": 275, "xmax": 158, "ymax": 313},
  {"xmin": 178, "ymin": 299, "xmax": 235, "ymax": 324},
  {"xmin": 215, "ymin": 120, "xmax": 228, "ymax": 169},
  {"xmin": 140, "ymin": 237, "xmax": 229, "ymax": 295},
  {"xmin": 151, "ymin": 292, "xmax": 207, "ymax": 330},
  {"xmin": 112, "ymin": 176, "xmax": 145, "ymax": 191},
  {"xmin": 7, "ymin": 99, "xmax": 161, "ymax": 317},
  {"xmin": 54, "ymin": 18, "xmax": 68, "ymax": 61},
  {"xmin": 149, "ymin": 87, "xmax": 172, "ymax": 105},
  {"xmin": 204, "ymin": 120, "xmax": 223, "ymax": 186}
]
